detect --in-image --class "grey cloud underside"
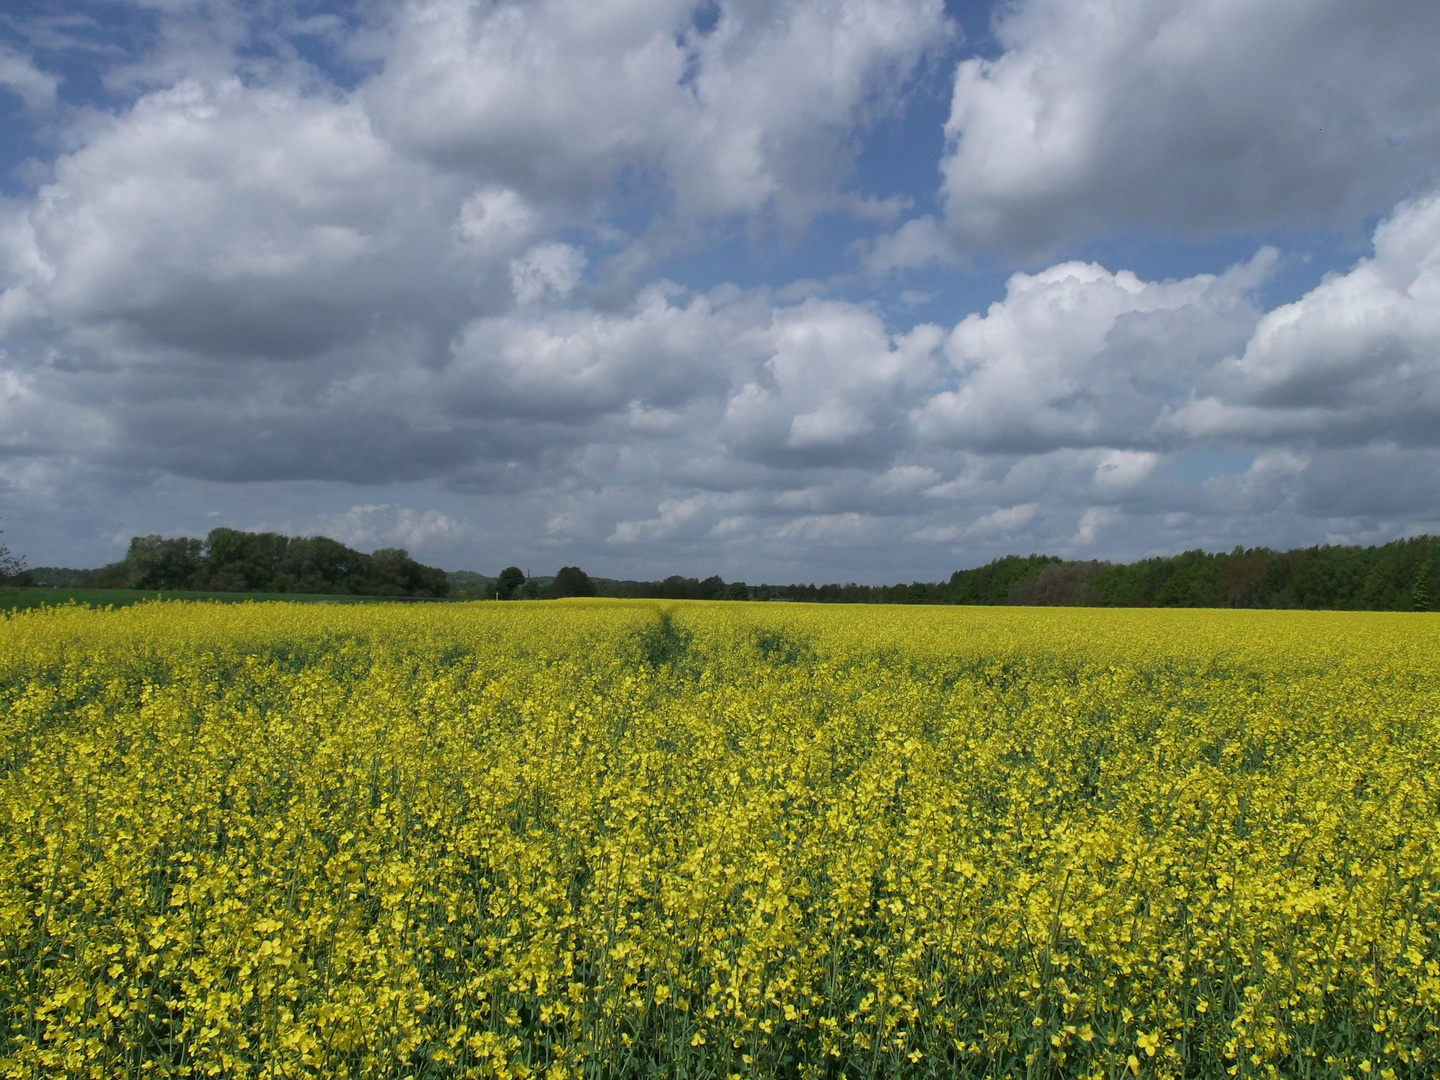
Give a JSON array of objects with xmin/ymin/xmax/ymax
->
[
  {"xmin": 1292, "ymin": 447, "xmax": 1440, "ymax": 519},
  {"xmin": 2, "ymin": 0, "xmax": 1440, "ymax": 575},
  {"xmin": 939, "ymin": 0, "xmax": 1440, "ymax": 254},
  {"xmin": 112, "ymin": 406, "xmax": 476, "ymax": 484}
]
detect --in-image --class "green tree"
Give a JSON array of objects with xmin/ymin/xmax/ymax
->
[
  {"xmin": 201, "ymin": 527, "xmax": 289, "ymax": 591},
  {"xmin": 725, "ymin": 581, "xmax": 750, "ymax": 600},
  {"xmin": 550, "ymin": 566, "xmax": 597, "ymax": 598},
  {"xmin": 659, "ymin": 575, "xmax": 695, "ymax": 599},
  {"xmin": 950, "ymin": 554, "xmax": 1060, "ymax": 604},
  {"xmin": 274, "ymin": 535, "xmax": 362, "ymax": 593},
  {"xmin": 1153, "ymin": 550, "xmax": 1222, "ymax": 607},
  {"xmin": 368, "ymin": 548, "xmax": 450, "ymax": 598},
  {"xmin": 1006, "ymin": 560, "xmax": 1108, "ymax": 606},
  {"xmin": 496, "ymin": 566, "xmax": 525, "ymax": 600},
  {"xmin": 1414, "ymin": 562, "xmax": 1433, "ymax": 611},
  {"xmin": 86, "ymin": 527, "xmax": 448, "ymax": 597},
  {"xmin": 121, "ymin": 534, "xmax": 205, "ymax": 590},
  {"xmin": 0, "ymin": 522, "xmax": 26, "ymax": 585}
]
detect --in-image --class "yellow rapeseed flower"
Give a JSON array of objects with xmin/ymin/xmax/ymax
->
[{"xmin": 0, "ymin": 599, "xmax": 1436, "ymax": 1078}]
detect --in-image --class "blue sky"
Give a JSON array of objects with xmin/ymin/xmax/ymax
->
[{"xmin": 1, "ymin": 0, "xmax": 1439, "ymax": 582}]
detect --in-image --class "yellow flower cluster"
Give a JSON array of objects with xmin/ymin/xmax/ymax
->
[{"xmin": 1, "ymin": 600, "xmax": 1438, "ymax": 1079}]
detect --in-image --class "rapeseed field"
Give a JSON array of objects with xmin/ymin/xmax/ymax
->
[{"xmin": 1, "ymin": 600, "xmax": 1437, "ymax": 1079}]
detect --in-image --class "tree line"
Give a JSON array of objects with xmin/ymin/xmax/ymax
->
[
  {"xmin": 33, "ymin": 528, "xmax": 452, "ymax": 597},
  {"xmin": 15, "ymin": 529, "xmax": 1440, "ymax": 610},
  {"xmin": 457, "ymin": 537, "xmax": 1440, "ymax": 611},
  {"xmin": 760, "ymin": 538, "xmax": 1438, "ymax": 611}
]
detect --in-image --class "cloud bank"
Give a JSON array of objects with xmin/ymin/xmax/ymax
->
[
  {"xmin": 940, "ymin": 0, "xmax": 1440, "ymax": 254},
  {"xmin": 0, "ymin": 0, "xmax": 1437, "ymax": 578}
]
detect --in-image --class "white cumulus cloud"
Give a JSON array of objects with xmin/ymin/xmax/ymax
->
[
  {"xmin": 941, "ymin": 0, "xmax": 1440, "ymax": 253},
  {"xmin": 369, "ymin": 0, "xmax": 950, "ymax": 225},
  {"xmin": 1173, "ymin": 192, "xmax": 1440, "ymax": 447},
  {"xmin": 914, "ymin": 253, "xmax": 1270, "ymax": 452}
]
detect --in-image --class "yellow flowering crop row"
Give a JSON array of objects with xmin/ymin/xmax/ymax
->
[{"xmin": 1, "ymin": 600, "xmax": 1437, "ymax": 1079}]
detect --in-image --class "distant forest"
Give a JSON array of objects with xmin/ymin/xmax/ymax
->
[
  {"xmin": 448, "ymin": 535, "xmax": 1440, "ymax": 611},
  {"xmin": 938, "ymin": 539, "xmax": 1436, "ymax": 611},
  {"xmin": 24, "ymin": 528, "xmax": 451, "ymax": 597},
  {"xmin": 13, "ymin": 531, "xmax": 1440, "ymax": 611}
]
